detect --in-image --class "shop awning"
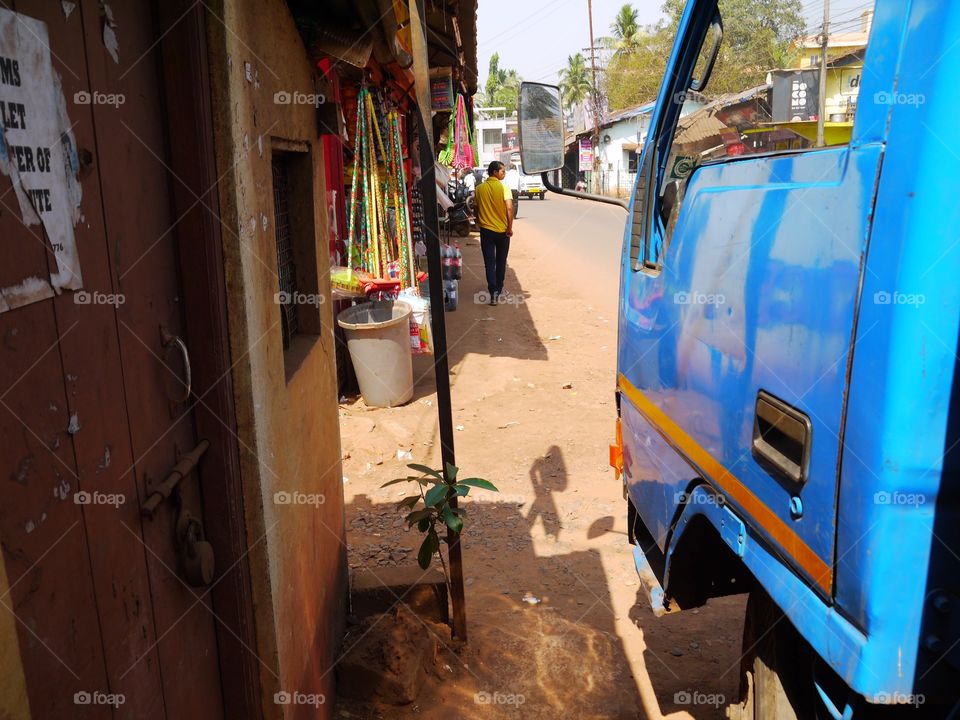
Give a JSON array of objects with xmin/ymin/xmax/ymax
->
[{"xmin": 291, "ymin": 0, "xmax": 477, "ymax": 96}]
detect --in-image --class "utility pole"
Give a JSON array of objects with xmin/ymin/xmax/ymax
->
[
  {"xmin": 587, "ymin": 0, "xmax": 600, "ymax": 191},
  {"xmin": 816, "ymin": 0, "xmax": 830, "ymax": 147}
]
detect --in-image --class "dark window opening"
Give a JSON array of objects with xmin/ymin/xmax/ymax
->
[
  {"xmin": 273, "ymin": 156, "xmax": 299, "ymax": 349},
  {"xmin": 271, "ymin": 140, "xmax": 320, "ymax": 382}
]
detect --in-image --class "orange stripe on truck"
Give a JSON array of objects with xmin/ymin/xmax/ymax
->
[{"xmin": 617, "ymin": 373, "xmax": 832, "ymax": 595}]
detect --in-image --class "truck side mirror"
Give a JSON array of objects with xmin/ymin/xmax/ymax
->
[{"xmin": 517, "ymin": 82, "xmax": 564, "ymax": 174}]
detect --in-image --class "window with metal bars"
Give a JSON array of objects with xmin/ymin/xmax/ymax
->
[{"xmin": 273, "ymin": 156, "xmax": 299, "ymax": 349}]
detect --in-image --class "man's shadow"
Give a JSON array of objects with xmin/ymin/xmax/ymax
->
[{"xmin": 526, "ymin": 445, "xmax": 568, "ymax": 540}]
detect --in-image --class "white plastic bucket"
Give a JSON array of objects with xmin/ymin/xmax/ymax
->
[{"xmin": 337, "ymin": 300, "xmax": 414, "ymax": 407}]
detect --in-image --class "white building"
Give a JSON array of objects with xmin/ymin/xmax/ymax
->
[{"xmin": 474, "ymin": 106, "xmax": 517, "ymax": 168}]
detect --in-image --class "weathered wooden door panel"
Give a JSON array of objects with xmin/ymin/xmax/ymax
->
[
  {"xmin": 73, "ymin": 0, "xmax": 225, "ymax": 716},
  {"xmin": 1, "ymin": 1, "xmax": 226, "ymax": 717},
  {"xmin": 1, "ymin": 2, "xmax": 164, "ymax": 717}
]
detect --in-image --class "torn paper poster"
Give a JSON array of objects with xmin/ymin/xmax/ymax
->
[
  {"xmin": 100, "ymin": 3, "xmax": 119, "ymax": 64},
  {"xmin": 0, "ymin": 7, "xmax": 84, "ymax": 313}
]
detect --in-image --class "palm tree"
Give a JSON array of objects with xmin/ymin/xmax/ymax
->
[
  {"xmin": 558, "ymin": 53, "xmax": 593, "ymax": 112},
  {"xmin": 604, "ymin": 4, "xmax": 642, "ymax": 56}
]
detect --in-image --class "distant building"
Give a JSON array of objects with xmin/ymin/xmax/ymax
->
[
  {"xmin": 571, "ymin": 96, "xmax": 706, "ymax": 197},
  {"xmin": 793, "ymin": 11, "xmax": 872, "ymax": 69},
  {"xmin": 475, "ymin": 107, "xmax": 518, "ymax": 167}
]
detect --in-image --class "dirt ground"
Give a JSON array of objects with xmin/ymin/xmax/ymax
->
[{"xmin": 335, "ymin": 195, "xmax": 746, "ymax": 719}]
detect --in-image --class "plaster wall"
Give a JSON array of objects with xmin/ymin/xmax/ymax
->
[{"xmin": 206, "ymin": 2, "xmax": 348, "ymax": 717}]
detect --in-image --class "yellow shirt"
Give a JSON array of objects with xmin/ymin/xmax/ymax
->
[{"xmin": 474, "ymin": 177, "xmax": 512, "ymax": 233}]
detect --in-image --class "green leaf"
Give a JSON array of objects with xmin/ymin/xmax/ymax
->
[
  {"xmin": 441, "ymin": 505, "xmax": 463, "ymax": 533},
  {"xmin": 457, "ymin": 478, "xmax": 499, "ymax": 492},
  {"xmin": 380, "ymin": 476, "xmax": 428, "ymax": 488},
  {"xmin": 454, "ymin": 485, "xmax": 470, "ymax": 496},
  {"xmin": 405, "ymin": 509, "xmax": 433, "ymax": 526},
  {"xmin": 424, "ymin": 483, "xmax": 451, "ymax": 507},
  {"xmin": 417, "ymin": 518, "xmax": 430, "ymax": 532},
  {"xmin": 417, "ymin": 531, "xmax": 439, "ymax": 569},
  {"xmin": 407, "ymin": 463, "xmax": 443, "ymax": 481},
  {"xmin": 445, "ymin": 462, "xmax": 459, "ymax": 483},
  {"xmin": 396, "ymin": 495, "xmax": 421, "ymax": 511}
]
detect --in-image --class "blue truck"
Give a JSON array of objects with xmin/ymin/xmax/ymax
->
[{"xmin": 518, "ymin": 0, "xmax": 960, "ymax": 716}]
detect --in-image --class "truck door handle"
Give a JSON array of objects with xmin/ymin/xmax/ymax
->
[{"xmin": 751, "ymin": 391, "xmax": 811, "ymax": 487}]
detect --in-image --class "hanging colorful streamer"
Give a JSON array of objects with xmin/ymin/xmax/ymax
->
[
  {"xmin": 438, "ymin": 93, "xmax": 474, "ymax": 169},
  {"xmin": 343, "ymin": 87, "xmax": 417, "ymax": 291}
]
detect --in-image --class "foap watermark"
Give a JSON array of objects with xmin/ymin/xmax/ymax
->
[
  {"xmin": 874, "ymin": 490, "xmax": 925, "ymax": 507},
  {"xmin": 675, "ymin": 490, "xmax": 726, "ymax": 507},
  {"xmin": 474, "ymin": 690, "xmax": 526, "ymax": 706},
  {"xmin": 74, "ymin": 90, "xmax": 125, "ymax": 108},
  {"xmin": 74, "ymin": 490, "xmax": 125, "ymax": 508},
  {"xmin": 875, "ymin": 691, "xmax": 925, "ymax": 707},
  {"xmin": 273, "ymin": 90, "xmax": 326, "ymax": 107},
  {"xmin": 674, "ymin": 690, "xmax": 726, "ymax": 708},
  {"xmin": 873, "ymin": 91, "xmax": 925, "ymax": 108},
  {"xmin": 274, "ymin": 490, "xmax": 326, "ymax": 508},
  {"xmin": 275, "ymin": 290, "xmax": 325, "ymax": 307},
  {"xmin": 474, "ymin": 290, "xmax": 526, "ymax": 306},
  {"xmin": 74, "ymin": 290, "xmax": 125, "ymax": 307},
  {"xmin": 873, "ymin": 290, "xmax": 925, "ymax": 308},
  {"xmin": 74, "ymin": 691, "xmax": 125, "ymax": 708},
  {"xmin": 674, "ymin": 291, "xmax": 725, "ymax": 306},
  {"xmin": 273, "ymin": 690, "xmax": 325, "ymax": 708}
]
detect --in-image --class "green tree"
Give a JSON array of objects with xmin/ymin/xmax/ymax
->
[
  {"xmin": 603, "ymin": 4, "xmax": 643, "ymax": 56},
  {"xmin": 558, "ymin": 53, "xmax": 593, "ymax": 112},
  {"xmin": 485, "ymin": 54, "xmax": 522, "ymax": 112},
  {"xmin": 602, "ymin": 0, "xmax": 804, "ymax": 111},
  {"xmin": 485, "ymin": 53, "xmax": 505, "ymax": 99}
]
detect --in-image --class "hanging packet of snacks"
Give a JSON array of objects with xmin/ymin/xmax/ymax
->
[{"xmin": 399, "ymin": 290, "xmax": 433, "ymax": 355}]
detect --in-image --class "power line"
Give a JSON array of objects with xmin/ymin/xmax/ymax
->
[{"xmin": 478, "ymin": 0, "xmax": 577, "ymax": 49}]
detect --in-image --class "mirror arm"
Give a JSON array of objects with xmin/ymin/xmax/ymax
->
[{"xmin": 540, "ymin": 173, "xmax": 629, "ymax": 210}]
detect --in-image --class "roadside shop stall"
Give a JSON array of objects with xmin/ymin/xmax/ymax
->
[{"xmin": 299, "ymin": 0, "xmax": 477, "ymax": 404}]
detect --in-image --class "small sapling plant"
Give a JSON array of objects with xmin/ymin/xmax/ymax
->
[{"xmin": 382, "ymin": 462, "xmax": 498, "ymax": 573}]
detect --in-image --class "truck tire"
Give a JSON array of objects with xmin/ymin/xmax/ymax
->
[{"xmin": 728, "ymin": 589, "xmax": 813, "ymax": 720}]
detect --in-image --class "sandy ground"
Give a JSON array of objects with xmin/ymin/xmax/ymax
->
[{"xmin": 336, "ymin": 194, "xmax": 746, "ymax": 719}]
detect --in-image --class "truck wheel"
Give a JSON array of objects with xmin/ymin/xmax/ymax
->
[{"xmin": 728, "ymin": 589, "xmax": 813, "ymax": 720}]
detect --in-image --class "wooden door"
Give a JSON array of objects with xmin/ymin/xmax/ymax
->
[{"xmin": 0, "ymin": 2, "xmax": 226, "ymax": 717}]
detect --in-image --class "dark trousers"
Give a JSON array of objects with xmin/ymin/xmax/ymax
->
[{"xmin": 480, "ymin": 228, "xmax": 510, "ymax": 294}]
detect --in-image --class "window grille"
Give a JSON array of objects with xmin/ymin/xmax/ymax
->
[{"xmin": 272, "ymin": 156, "xmax": 298, "ymax": 349}]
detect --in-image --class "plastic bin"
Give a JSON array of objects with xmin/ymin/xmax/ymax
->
[{"xmin": 337, "ymin": 300, "xmax": 414, "ymax": 407}]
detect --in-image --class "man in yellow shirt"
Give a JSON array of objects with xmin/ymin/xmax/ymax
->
[{"xmin": 474, "ymin": 161, "xmax": 514, "ymax": 305}]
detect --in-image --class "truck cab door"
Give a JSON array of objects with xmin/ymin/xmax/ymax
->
[{"xmin": 618, "ymin": 0, "xmax": 884, "ymax": 598}]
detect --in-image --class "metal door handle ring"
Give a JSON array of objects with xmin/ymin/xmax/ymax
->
[{"xmin": 162, "ymin": 333, "xmax": 192, "ymax": 403}]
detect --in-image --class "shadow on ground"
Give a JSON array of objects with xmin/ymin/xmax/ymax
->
[
  {"xmin": 337, "ymin": 493, "xmax": 642, "ymax": 719},
  {"xmin": 336, "ymin": 445, "xmax": 746, "ymax": 719}
]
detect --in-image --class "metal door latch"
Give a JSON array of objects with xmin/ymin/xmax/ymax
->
[{"xmin": 140, "ymin": 440, "xmax": 215, "ymax": 586}]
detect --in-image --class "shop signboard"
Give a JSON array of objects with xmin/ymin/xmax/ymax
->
[
  {"xmin": 429, "ymin": 67, "xmax": 454, "ymax": 112},
  {"xmin": 771, "ymin": 69, "xmax": 820, "ymax": 122},
  {"xmin": 578, "ymin": 138, "xmax": 593, "ymax": 172}
]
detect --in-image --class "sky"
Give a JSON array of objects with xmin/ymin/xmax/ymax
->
[{"xmin": 475, "ymin": 0, "xmax": 873, "ymax": 93}]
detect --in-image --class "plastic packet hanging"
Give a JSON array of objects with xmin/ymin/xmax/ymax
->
[{"xmin": 400, "ymin": 290, "xmax": 433, "ymax": 355}]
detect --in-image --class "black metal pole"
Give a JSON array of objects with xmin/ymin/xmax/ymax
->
[{"xmin": 409, "ymin": 0, "xmax": 467, "ymax": 641}]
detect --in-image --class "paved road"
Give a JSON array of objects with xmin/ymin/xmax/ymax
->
[{"xmin": 513, "ymin": 191, "xmax": 627, "ymax": 289}]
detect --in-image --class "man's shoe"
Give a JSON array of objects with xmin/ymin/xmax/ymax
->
[{"xmin": 489, "ymin": 291, "xmax": 499, "ymax": 306}]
